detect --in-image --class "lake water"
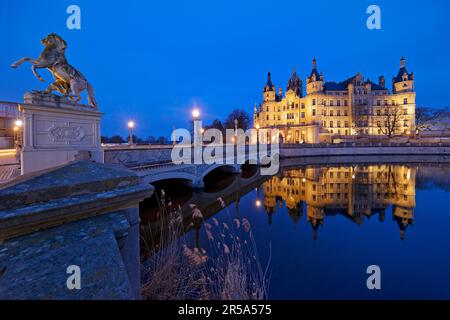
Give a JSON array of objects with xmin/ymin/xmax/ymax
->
[{"xmin": 141, "ymin": 160, "xmax": 450, "ymax": 300}]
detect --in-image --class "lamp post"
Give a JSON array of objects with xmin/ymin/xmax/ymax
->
[
  {"xmin": 14, "ymin": 119, "xmax": 23, "ymax": 147},
  {"xmin": 13, "ymin": 126, "xmax": 18, "ymax": 144},
  {"xmin": 255, "ymin": 123, "xmax": 260, "ymax": 160},
  {"xmin": 192, "ymin": 109, "xmax": 201, "ymax": 147},
  {"xmin": 234, "ymin": 118, "xmax": 238, "ymax": 144},
  {"xmin": 255, "ymin": 123, "xmax": 260, "ymax": 141},
  {"xmin": 127, "ymin": 121, "xmax": 135, "ymax": 145}
]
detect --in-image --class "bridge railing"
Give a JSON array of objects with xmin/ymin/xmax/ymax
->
[{"xmin": 104, "ymin": 144, "xmax": 270, "ymax": 168}]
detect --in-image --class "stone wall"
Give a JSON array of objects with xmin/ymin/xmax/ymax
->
[
  {"xmin": 281, "ymin": 142, "xmax": 450, "ymax": 158},
  {"xmin": 0, "ymin": 161, "xmax": 153, "ymax": 300}
]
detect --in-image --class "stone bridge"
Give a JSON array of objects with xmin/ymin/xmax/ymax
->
[
  {"xmin": 104, "ymin": 145, "xmax": 273, "ymax": 189},
  {"xmin": 102, "ymin": 142, "xmax": 450, "ymax": 190}
]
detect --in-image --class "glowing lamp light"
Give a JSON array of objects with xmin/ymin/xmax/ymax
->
[
  {"xmin": 15, "ymin": 119, "xmax": 23, "ymax": 127},
  {"xmin": 255, "ymin": 200, "xmax": 261, "ymax": 207},
  {"xmin": 192, "ymin": 109, "xmax": 200, "ymax": 119},
  {"xmin": 255, "ymin": 124, "xmax": 260, "ymax": 130},
  {"xmin": 127, "ymin": 121, "xmax": 135, "ymax": 129},
  {"xmin": 302, "ymin": 178, "xmax": 306, "ymax": 183}
]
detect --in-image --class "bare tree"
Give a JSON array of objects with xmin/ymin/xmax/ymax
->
[
  {"xmin": 224, "ymin": 109, "xmax": 251, "ymax": 131},
  {"xmin": 415, "ymin": 106, "xmax": 449, "ymax": 134},
  {"xmin": 377, "ymin": 105, "xmax": 404, "ymax": 138}
]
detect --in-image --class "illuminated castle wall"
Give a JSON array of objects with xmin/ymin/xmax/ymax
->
[{"xmin": 254, "ymin": 57, "xmax": 416, "ymax": 143}]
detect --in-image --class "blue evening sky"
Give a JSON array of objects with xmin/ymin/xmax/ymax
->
[{"xmin": 1, "ymin": 0, "xmax": 449, "ymax": 138}]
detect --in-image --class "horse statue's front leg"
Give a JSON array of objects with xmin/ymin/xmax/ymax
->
[
  {"xmin": 32, "ymin": 65, "xmax": 45, "ymax": 83},
  {"xmin": 10, "ymin": 57, "xmax": 38, "ymax": 68},
  {"xmin": 11, "ymin": 57, "xmax": 47, "ymax": 82}
]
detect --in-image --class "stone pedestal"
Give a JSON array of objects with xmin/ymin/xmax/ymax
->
[{"xmin": 20, "ymin": 92, "xmax": 103, "ymax": 175}]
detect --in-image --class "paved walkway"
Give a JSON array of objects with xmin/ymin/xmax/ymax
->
[{"xmin": 0, "ymin": 164, "xmax": 20, "ymax": 185}]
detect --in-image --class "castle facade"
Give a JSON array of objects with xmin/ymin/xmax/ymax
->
[{"xmin": 254, "ymin": 57, "xmax": 416, "ymax": 143}]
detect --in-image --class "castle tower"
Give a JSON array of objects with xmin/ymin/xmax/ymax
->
[
  {"xmin": 263, "ymin": 72, "xmax": 276, "ymax": 102},
  {"xmin": 306, "ymin": 58, "xmax": 324, "ymax": 95},
  {"xmin": 286, "ymin": 68, "xmax": 303, "ymax": 97},
  {"xmin": 378, "ymin": 75, "xmax": 386, "ymax": 88},
  {"xmin": 392, "ymin": 57, "xmax": 414, "ymax": 94}
]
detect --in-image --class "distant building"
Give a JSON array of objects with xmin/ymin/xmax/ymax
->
[
  {"xmin": 254, "ymin": 57, "xmax": 416, "ymax": 143},
  {"xmin": 0, "ymin": 102, "xmax": 19, "ymax": 148}
]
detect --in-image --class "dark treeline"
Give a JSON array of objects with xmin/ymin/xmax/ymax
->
[
  {"xmin": 102, "ymin": 109, "xmax": 252, "ymax": 144},
  {"xmin": 101, "ymin": 135, "xmax": 170, "ymax": 144}
]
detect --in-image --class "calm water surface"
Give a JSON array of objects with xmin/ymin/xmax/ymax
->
[{"xmin": 141, "ymin": 161, "xmax": 450, "ymax": 299}]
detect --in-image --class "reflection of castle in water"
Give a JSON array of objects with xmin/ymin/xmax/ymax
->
[{"xmin": 262, "ymin": 165, "xmax": 416, "ymax": 240}]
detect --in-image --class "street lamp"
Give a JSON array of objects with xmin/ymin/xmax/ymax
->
[
  {"xmin": 192, "ymin": 109, "xmax": 200, "ymax": 120},
  {"xmin": 234, "ymin": 118, "xmax": 238, "ymax": 145},
  {"xmin": 13, "ymin": 119, "xmax": 23, "ymax": 147},
  {"xmin": 255, "ymin": 123, "xmax": 260, "ymax": 148},
  {"xmin": 13, "ymin": 126, "xmax": 18, "ymax": 143},
  {"xmin": 127, "ymin": 121, "xmax": 135, "ymax": 145},
  {"xmin": 192, "ymin": 109, "xmax": 202, "ymax": 147}
]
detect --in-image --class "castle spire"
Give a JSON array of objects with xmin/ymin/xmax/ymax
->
[{"xmin": 264, "ymin": 71, "xmax": 274, "ymax": 92}]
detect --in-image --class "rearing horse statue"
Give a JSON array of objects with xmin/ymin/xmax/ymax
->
[{"xmin": 11, "ymin": 33, "xmax": 98, "ymax": 108}]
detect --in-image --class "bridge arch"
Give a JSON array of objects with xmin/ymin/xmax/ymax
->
[
  {"xmin": 201, "ymin": 163, "xmax": 240, "ymax": 179},
  {"xmin": 142, "ymin": 171, "xmax": 198, "ymax": 186}
]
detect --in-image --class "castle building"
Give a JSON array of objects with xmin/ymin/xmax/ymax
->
[{"xmin": 254, "ymin": 57, "xmax": 416, "ymax": 143}]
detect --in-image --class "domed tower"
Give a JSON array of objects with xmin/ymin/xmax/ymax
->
[
  {"xmin": 286, "ymin": 68, "xmax": 303, "ymax": 97},
  {"xmin": 392, "ymin": 57, "xmax": 414, "ymax": 94},
  {"xmin": 306, "ymin": 58, "xmax": 324, "ymax": 95},
  {"xmin": 263, "ymin": 72, "xmax": 276, "ymax": 102}
]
